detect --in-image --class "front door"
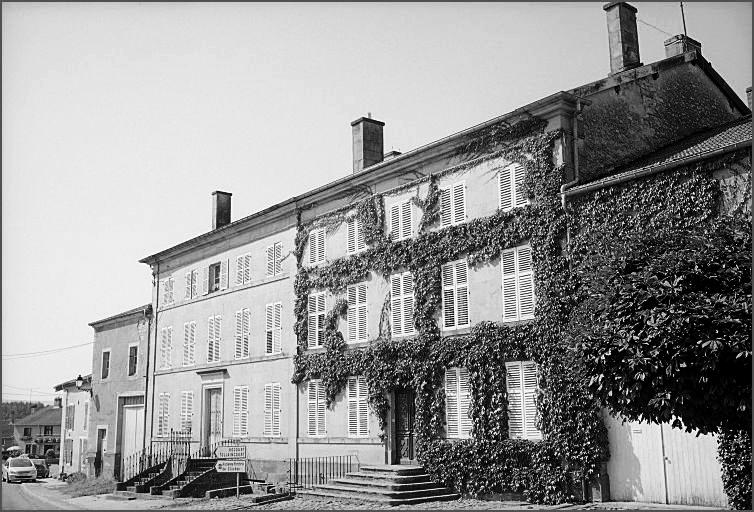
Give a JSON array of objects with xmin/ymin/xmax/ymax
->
[
  {"xmin": 204, "ymin": 388, "xmax": 223, "ymax": 452},
  {"xmin": 94, "ymin": 428, "xmax": 106, "ymax": 477},
  {"xmin": 395, "ymin": 389, "xmax": 416, "ymax": 464},
  {"xmin": 121, "ymin": 405, "xmax": 144, "ymax": 476}
]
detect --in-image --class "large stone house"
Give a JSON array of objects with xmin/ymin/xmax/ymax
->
[
  {"xmin": 12, "ymin": 406, "xmax": 62, "ymax": 458},
  {"xmin": 134, "ymin": 2, "xmax": 749, "ymax": 505}
]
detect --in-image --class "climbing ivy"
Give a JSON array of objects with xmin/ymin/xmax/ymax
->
[{"xmin": 290, "ymin": 117, "xmax": 608, "ymax": 504}]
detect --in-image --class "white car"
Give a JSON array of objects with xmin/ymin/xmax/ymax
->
[{"xmin": 2, "ymin": 457, "xmax": 37, "ymax": 483}]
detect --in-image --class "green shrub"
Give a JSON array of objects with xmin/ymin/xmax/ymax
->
[
  {"xmin": 65, "ymin": 472, "xmax": 87, "ymax": 484},
  {"xmin": 718, "ymin": 429, "xmax": 752, "ymax": 510}
]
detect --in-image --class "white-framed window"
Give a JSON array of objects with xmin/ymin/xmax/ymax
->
[
  {"xmin": 157, "ymin": 393, "xmax": 170, "ymax": 437},
  {"xmin": 440, "ymin": 182, "xmax": 466, "ymax": 227},
  {"xmin": 202, "ymin": 260, "xmax": 229, "ymax": 295},
  {"xmin": 162, "ymin": 276, "xmax": 174, "ymax": 305},
  {"xmin": 347, "ymin": 283, "xmax": 368, "ymax": 343},
  {"xmin": 232, "ymin": 386, "xmax": 249, "ymax": 437},
  {"xmin": 505, "ymin": 361, "xmax": 541, "ymax": 440},
  {"xmin": 263, "ymin": 383, "xmax": 281, "ymax": 437},
  {"xmin": 389, "ymin": 201, "xmax": 412, "ymax": 241},
  {"xmin": 235, "ymin": 253, "xmax": 251, "ymax": 286},
  {"xmin": 501, "ymin": 245, "xmax": 535, "ymax": 322},
  {"xmin": 309, "ymin": 229, "xmax": 326, "ymax": 264},
  {"xmin": 390, "ymin": 272, "xmax": 415, "ymax": 337},
  {"xmin": 184, "ymin": 269, "xmax": 199, "ymax": 300},
  {"xmin": 101, "ymin": 349, "xmax": 111, "ymax": 380},
  {"xmin": 266, "ymin": 242, "xmax": 283, "ymax": 277},
  {"xmin": 180, "ymin": 391, "xmax": 193, "ymax": 434},
  {"xmin": 347, "ymin": 376, "xmax": 369, "ymax": 438},
  {"xmin": 235, "ymin": 308, "xmax": 250, "ymax": 359},
  {"xmin": 207, "ymin": 315, "xmax": 222, "ymax": 363},
  {"xmin": 127, "ymin": 343, "xmax": 139, "ymax": 376},
  {"xmin": 445, "ymin": 367, "xmax": 471, "ymax": 439},
  {"xmin": 307, "ymin": 380, "xmax": 326, "ymax": 437},
  {"xmin": 265, "ymin": 303, "xmax": 282, "ymax": 355},
  {"xmin": 307, "ymin": 293, "xmax": 326, "ymax": 348},
  {"xmin": 159, "ymin": 327, "xmax": 173, "ymax": 370},
  {"xmin": 347, "ymin": 217, "xmax": 366, "ymax": 254},
  {"xmin": 499, "ymin": 163, "xmax": 528, "ymax": 211},
  {"xmin": 183, "ymin": 321, "xmax": 196, "ymax": 366},
  {"xmin": 442, "ymin": 260, "xmax": 470, "ymax": 330}
]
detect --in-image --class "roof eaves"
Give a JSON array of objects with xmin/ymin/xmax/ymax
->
[{"xmin": 88, "ymin": 304, "xmax": 152, "ymax": 328}]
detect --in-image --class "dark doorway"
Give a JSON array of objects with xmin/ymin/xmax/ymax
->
[
  {"xmin": 395, "ymin": 389, "xmax": 416, "ymax": 464},
  {"xmin": 94, "ymin": 428, "xmax": 106, "ymax": 477}
]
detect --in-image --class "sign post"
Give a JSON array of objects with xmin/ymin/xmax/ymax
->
[{"xmin": 214, "ymin": 447, "xmax": 247, "ymax": 499}]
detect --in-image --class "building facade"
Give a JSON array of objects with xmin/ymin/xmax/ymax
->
[
  {"xmin": 13, "ymin": 406, "xmax": 62, "ymax": 459},
  {"xmin": 88, "ymin": 304, "xmax": 152, "ymax": 479},
  {"xmin": 135, "ymin": 1, "xmax": 749, "ymax": 503},
  {"xmin": 55, "ymin": 376, "xmax": 91, "ymax": 476}
]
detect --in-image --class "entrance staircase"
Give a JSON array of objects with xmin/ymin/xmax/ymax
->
[
  {"xmin": 299, "ymin": 465, "xmax": 459, "ymax": 506},
  {"xmin": 151, "ymin": 458, "xmax": 240, "ymax": 498}
]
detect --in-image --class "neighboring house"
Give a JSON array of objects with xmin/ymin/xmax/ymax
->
[
  {"xmin": 12, "ymin": 406, "xmax": 62, "ymax": 458},
  {"xmin": 88, "ymin": 304, "xmax": 152, "ymax": 479},
  {"xmin": 134, "ymin": 1, "xmax": 749, "ymax": 504},
  {"xmin": 54, "ymin": 375, "xmax": 91, "ymax": 476}
]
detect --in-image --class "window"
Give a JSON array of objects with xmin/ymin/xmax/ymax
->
[
  {"xmin": 390, "ymin": 272, "xmax": 415, "ymax": 337},
  {"xmin": 183, "ymin": 321, "xmax": 196, "ymax": 366},
  {"xmin": 445, "ymin": 367, "xmax": 471, "ymax": 439},
  {"xmin": 499, "ymin": 163, "xmax": 528, "ymax": 210},
  {"xmin": 23, "ymin": 427, "xmax": 32, "ymax": 437},
  {"xmin": 442, "ymin": 260, "xmax": 470, "ymax": 330},
  {"xmin": 505, "ymin": 361, "xmax": 541, "ymax": 440},
  {"xmin": 180, "ymin": 391, "xmax": 193, "ymax": 434},
  {"xmin": 162, "ymin": 276, "xmax": 174, "ymax": 305},
  {"xmin": 65, "ymin": 406, "xmax": 74, "ymax": 430},
  {"xmin": 232, "ymin": 386, "xmax": 249, "ymax": 437},
  {"xmin": 157, "ymin": 393, "xmax": 170, "ymax": 437},
  {"xmin": 347, "ymin": 217, "xmax": 366, "ymax": 254},
  {"xmin": 160, "ymin": 327, "xmax": 173, "ymax": 369},
  {"xmin": 389, "ymin": 201, "xmax": 412, "ymax": 241},
  {"xmin": 307, "ymin": 380, "xmax": 326, "ymax": 437},
  {"xmin": 265, "ymin": 303, "xmax": 282, "ymax": 355},
  {"xmin": 309, "ymin": 229, "xmax": 326, "ymax": 264},
  {"xmin": 184, "ymin": 269, "xmax": 199, "ymax": 300},
  {"xmin": 347, "ymin": 283, "xmax": 368, "ymax": 343},
  {"xmin": 235, "ymin": 253, "xmax": 251, "ymax": 286},
  {"xmin": 64, "ymin": 439, "xmax": 73, "ymax": 464},
  {"xmin": 307, "ymin": 293, "xmax": 326, "ymax": 348},
  {"xmin": 266, "ymin": 242, "xmax": 283, "ymax": 277},
  {"xmin": 347, "ymin": 376, "xmax": 369, "ymax": 438},
  {"xmin": 263, "ymin": 383, "xmax": 281, "ymax": 437},
  {"xmin": 44, "ymin": 425, "xmax": 53, "ymax": 436},
  {"xmin": 440, "ymin": 182, "xmax": 466, "ymax": 227},
  {"xmin": 128, "ymin": 345, "xmax": 138, "ymax": 376},
  {"xmin": 101, "ymin": 350, "xmax": 111, "ymax": 379},
  {"xmin": 203, "ymin": 260, "xmax": 228, "ymax": 295},
  {"xmin": 235, "ymin": 309, "xmax": 250, "ymax": 359},
  {"xmin": 83, "ymin": 402, "xmax": 88, "ymax": 432},
  {"xmin": 501, "ymin": 245, "xmax": 535, "ymax": 322},
  {"xmin": 207, "ymin": 315, "xmax": 222, "ymax": 363}
]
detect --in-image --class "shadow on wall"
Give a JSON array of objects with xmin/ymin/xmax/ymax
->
[{"xmin": 603, "ymin": 410, "xmax": 644, "ymax": 501}]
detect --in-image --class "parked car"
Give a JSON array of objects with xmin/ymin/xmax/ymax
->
[
  {"xmin": 2, "ymin": 457, "xmax": 37, "ymax": 483},
  {"xmin": 28, "ymin": 456, "xmax": 49, "ymax": 478}
]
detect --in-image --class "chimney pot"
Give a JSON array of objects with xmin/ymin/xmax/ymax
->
[
  {"xmin": 664, "ymin": 34, "xmax": 702, "ymax": 58},
  {"xmin": 351, "ymin": 116, "xmax": 385, "ymax": 173},
  {"xmin": 212, "ymin": 191, "xmax": 232, "ymax": 230},
  {"xmin": 603, "ymin": 2, "xmax": 642, "ymax": 75}
]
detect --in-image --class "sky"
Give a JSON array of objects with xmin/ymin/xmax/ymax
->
[{"xmin": 2, "ymin": 2, "xmax": 751, "ymax": 406}]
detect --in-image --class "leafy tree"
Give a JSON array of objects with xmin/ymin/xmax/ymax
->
[{"xmin": 569, "ymin": 215, "xmax": 751, "ymax": 435}]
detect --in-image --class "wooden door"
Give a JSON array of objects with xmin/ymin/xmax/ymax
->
[
  {"xmin": 95, "ymin": 428, "xmax": 106, "ymax": 477},
  {"xmin": 395, "ymin": 389, "xmax": 416, "ymax": 464},
  {"xmin": 204, "ymin": 388, "xmax": 223, "ymax": 449},
  {"xmin": 121, "ymin": 406, "xmax": 144, "ymax": 475}
]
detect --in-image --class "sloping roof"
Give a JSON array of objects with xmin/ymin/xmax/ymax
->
[
  {"xmin": 54, "ymin": 374, "xmax": 92, "ymax": 392},
  {"xmin": 1, "ymin": 423, "xmax": 15, "ymax": 440},
  {"xmin": 89, "ymin": 304, "xmax": 152, "ymax": 328},
  {"xmin": 14, "ymin": 407, "xmax": 61, "ymax": 426},
  {"xmin": 566, "ymin": 116, "xmax": 752, "ymax": 196}
]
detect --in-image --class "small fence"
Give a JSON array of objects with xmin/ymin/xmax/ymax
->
[
  {"xmin": 288, "ymin": 455, "xmax": 360, "ymax": 489},
  {"xmin": 120, "ymin": 430, "xmax": 189, "ymax": 483}
]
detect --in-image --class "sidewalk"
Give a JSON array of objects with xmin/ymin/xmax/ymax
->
[{"xmin": 20, "ymin": 478, "xmax": 173, "ymax": 510}]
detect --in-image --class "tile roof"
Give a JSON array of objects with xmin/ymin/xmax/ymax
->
[
  {"xmin": 570, "ymin": 116, "xmax": 752, "ymax": 193},
  {"xmin": 14, "ymin": 407, "xmax": 62, "ymax": 426}
]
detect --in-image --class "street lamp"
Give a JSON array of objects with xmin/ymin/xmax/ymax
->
[{"xmin": 75, "ymin": 375, "xmax": 83, "ymax": 389}]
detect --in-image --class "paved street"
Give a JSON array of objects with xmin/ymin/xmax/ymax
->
[{"xmin": 1, "ymin": 480, "xmax": 74, "ymax": 510}]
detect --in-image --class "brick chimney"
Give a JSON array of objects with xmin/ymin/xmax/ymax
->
[
  {"xmin": 664, "ymin": 34, "xmax": 702, "ymax": 58},
  {"xmin": 212, "ymin": 191, "xmax": 232, "ymax": 230},
  {"xmin": 604, "ymin": 2, "xmax": 642, "ymax": 75},
  {"xmin": 351, "ymin": 115, "xmax": 385, "ymax": 173}
]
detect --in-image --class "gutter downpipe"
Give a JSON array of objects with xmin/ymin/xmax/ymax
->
[
  {"xmin": 148, "ymin": 263, "xmax": 160, "ymax": 452},
  {"xmin": 142, "ymin": 305, "xmax": 152, "ymax": 453},
  {"xmin": 560, "ymin": 98, "xmax": 589, "ymax": 249}
]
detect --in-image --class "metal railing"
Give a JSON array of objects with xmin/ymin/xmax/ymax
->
[
  {"xmin": 120, "ymin": 430, "xmax": 194, "ymax": 483},
  {"xmin": 287, "ymin": 455, "xmax": 359, "ymax": 490}
]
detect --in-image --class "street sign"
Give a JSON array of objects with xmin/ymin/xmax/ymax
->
[
  {"xmin": 215, "ymin": 459, "xmax": 246, "ymax": 473},
  {"xmin": 215, "ymin": 445, "xmax": 247, "ymax": 459}
]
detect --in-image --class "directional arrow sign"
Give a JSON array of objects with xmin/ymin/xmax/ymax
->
[
  {"xmin": 215, "ymin": 460, "xmax": 246, "ymax": 473},
  {"xmin": 214, "ymin": 445, "xmax": 247, "ymax": 459}
]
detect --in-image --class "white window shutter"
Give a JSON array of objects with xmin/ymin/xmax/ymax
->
[
  {"xmin": 201, "ymin": 266, "xmax": 209, "ymax": 295},
  {"xmin": 347, "ymin": 219, "xmax": 356, "ymax": 254},
  {"xmin": 517, "ymin": 246, "xmax": 535, "ymax": 319},
  {"xmin": 505, "ymin": 362, "xmax": 524, "ymax": 439},
  {"xmin": 522, "ymin": 361, "xmax": 541, "ymax": 440},
  {"xmin": 458, "ymin": 367, "xmax": 472, "ymax": 437},
  {"xmin": 233, "ymin": 386, "xmax": 241, "ymax": 437},
  {"xmin": 242, "ymin": 309, "xmax": 250, "ymax": 358},
  {"xmin": 502, "ymin": 250, "xmax": 519, "ymax": 322},
  {"xmin": 274, "ymin": 243, "xmax": 282, "ymax": 275},
  {"xmin": 214, "ymin": 315, "xmax": 222, "ymax": 361},
  {"xmin": 219, "ymin": 259, "xmax": 229, "ymax": 290},
  {"xmin": 235, "ymin": 311, "xmax": 243, "ymax": 359},
  {"xmin": 185, "ymin": 273, "xmax": 192, "ymax": 299},
  {"xmin": 442, "ymin": 263, "xmax": 456, "ymax": 328},
  {"xmin": 318, "ymin": 231, "xmax": 325, "ymax": 263},
  {"xmin": 347, "ymin": 377, "xmax": 358, "ymax": 437},
  {"xmin": 244, "ymin": 254, "xmax": 251, "ymax": 283},
  {"xmin": 307, "ymin": 381, "xmax": 318, "ymax": 436},
  {"xmin": 266, "ymin": 304, "xmax": 274, "ymax": 354},
  {"xmin": 499, "ymin": 166, "xmax": 512, "ymax": 210},
  {"xmin": 272, "ymin": 384, "xmax": 281, "ymax": 436},
  {"xmin": 316, "ymin": 382, "xmax": 326, "ymax": 435},
  {"xmin": 452, "ymin": 182, "xmax": 466, "ymax": 224},
  {"xmin": 456, "ymin": 261, "xmax": 470, "ymax": 327},
  {"xmin": 160, "ymin": 328, "xmax": 167, "ymax": 369},
  {"xmin": 358, "ymin": 376, "xmax": 368, "ymax": 437},
  {"xmin": 357, "ymin": 284, "xmax": 367, "ymax": 342},
  {"xmin": 513, "ymin": 164, "xmax": 527, "ymax": 207},
  {"xmin": 266, "ymin": 246, "xmax": 274, "ymax": 276},
  {"xmin": 235, "ymin": 256, "xmax": 244, "ymax": 286},
  {"xmin": 440, "ymin": 188, "xmax": 452, "ymax": 228},
  {"xmin": 389, "ymin": 204, "xmax": 400, "ymax": 241},
  {"xmin": 400, "ymin": 202, "xmax": 412, "ymax": 239},
  {"xmin": 207, "ymin": 316, "xmax": 215, "ymax": 362},
  {"xmin": 273, "ymin": 303, "xmax": 282, "ymax": 353},
  {"xmin": 241, "ymin": 386, "xmax": 249, "ymax": 437},
  {"xmin": 402, "ymin": 272, "xmax": 414, "ymax": 335},
  {"xmin": 183, "ymin": 323, "xmax": 191, "ymax": 366},
  {"xmin": 390, "ymin": 275, "xmax": 403, "ymax": 336},
  {"xmin": 191, "ymin": 270, "xmax": 198, "ymax": 298},
  {"xmin": 264, "ymin": 384, "xmax": 273, "ymax": 436},
  {"xmin": 355, "ymin": 219, "xmax": 365, "ymax": 251},
  {"xmin": 167, "ymin": 327, "xmax": 173, "ymax": 368},
  {"xmin": 348, "ymin": 286, "xmax": 357, "ymax": 342},
  {"xmin": 445, "ymin": 369, "xmax": 459, "ymax": 438}
]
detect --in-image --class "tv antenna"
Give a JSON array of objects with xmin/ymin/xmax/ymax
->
[{"xmin": 680, "ymin": 2, "xmax": 688, "ymax": 37}]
